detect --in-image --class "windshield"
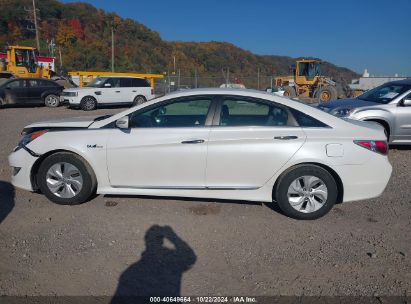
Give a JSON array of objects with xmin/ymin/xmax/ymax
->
[
  {"xmin": 358, "ymin": 83, "xmax": 411, "ymax": 104},
  {"xmin": 86, "ymin": 77, "xmax": 108, "ymax": 87}
]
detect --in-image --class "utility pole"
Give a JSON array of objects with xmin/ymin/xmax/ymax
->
[
  {"xmin": 58, "ymin": 46, "xmax": 63, "ymax": 69},
  {"xmin": 32, "ymin": 0, "xmax": 40, "ymax": 51},
  {"xmin": 25, "ymin": 0, "xmax": 41, "ymax": 51},
  {"xmin": 111, "ymin": 25, "xmax": 115, "ymax": 72}
]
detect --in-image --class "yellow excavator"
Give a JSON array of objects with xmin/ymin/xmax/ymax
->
[
  {"xmin": 0, "ymin": 45, "xmax": 53, "ymax": 79},
  {"xmin": 274, "ymin": 59, "xmax": 338, "ymax": 102}
]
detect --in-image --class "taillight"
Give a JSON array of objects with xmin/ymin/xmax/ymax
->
[
  {"xmin": 30, "ymin": 130, "xmax": 47, "ymax": 141},
  {"xmin": 151, "ymin": 88, "xmax": 154, "ymax": 95},
  {"xmin": 354, "ymin": 140, "xmax": 388, "ymax": 155}
]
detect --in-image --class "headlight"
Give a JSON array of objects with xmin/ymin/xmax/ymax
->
[
  {"xmin": 332, "ymin": 108, "xmax": 354, "ymax": 117},
  {"xmin": 62, "ymin": 91, "xmax": 78, "ymax": 97},
  {"xmin": 13, "ymin": 130, "xmax": 47, "ymax": 152}
]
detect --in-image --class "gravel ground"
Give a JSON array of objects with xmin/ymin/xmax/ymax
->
[{"xmin": 0, "ymin": 106, "xmax": 410, "ymax": 299}]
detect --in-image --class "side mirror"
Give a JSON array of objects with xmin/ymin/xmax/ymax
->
[
  {"xmin": 104, "ymin": 83, "xmax": 111, "ymax": 88},
  {"xmin": 115, "ymin": 116, "xmax": 129, "ymax": 129},
  {"xmin": 403, "ymin": 98, "xmax": 411, "ymax": 106}
]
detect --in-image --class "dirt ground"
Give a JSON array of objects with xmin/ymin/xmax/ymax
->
[{"xmin": 0, "ymin": 105, "xmax": 410, "ymax": 300}]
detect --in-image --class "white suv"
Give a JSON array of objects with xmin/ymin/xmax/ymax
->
[{"xmin": 60, "ymin": 76, "xmax": 155, "ymax": 110}]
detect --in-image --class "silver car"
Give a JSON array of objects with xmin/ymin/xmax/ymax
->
[{"xmin": 318, "ymin": 79, "xmax": 411, "ymax": 145}]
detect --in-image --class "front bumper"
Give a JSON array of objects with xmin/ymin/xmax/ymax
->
[
  {"xmin": 8, "ymin": 148, "xmax": 39, "ymax": 192},
  {"xmin": 60, "ymin": 95, "xmax": 80, "ymax": 106}
]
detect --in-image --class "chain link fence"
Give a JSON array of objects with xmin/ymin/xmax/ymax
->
[{"xmin": 154, "ymin": 72, "xmax": 276, "ymax": 96}]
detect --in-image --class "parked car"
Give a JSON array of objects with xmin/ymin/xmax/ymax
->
[
  {"xmin": 0, "ymin": 78, "xmax": 64, "ymax": 108},
  {"xmin": 9, "ymin": 88, "xmax": 392, "ymax": 219},
  {"xmin": 318, "ymin": 79, "xmax": 411, "ymax": 145},
  {"xmin": 60, "ymin": 76, "xmax": 155, "ymax": 111}
]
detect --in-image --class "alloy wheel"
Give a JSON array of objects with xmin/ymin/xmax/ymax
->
[
  {"xmin": 287, "ymin": 175, "xmax": 328, "ymax": 213},
  {"xmin": 46, "ymin": 162, "xmax": 83, "ymax": 198}
]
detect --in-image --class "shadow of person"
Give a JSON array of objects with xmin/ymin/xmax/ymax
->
[
  {"xmin": 111, "ymin": 225, "xmax": 196, "ymax": 303},
  {"xmin": 0, "ymin": 181, "xmax": 15, "ymax": 224}
]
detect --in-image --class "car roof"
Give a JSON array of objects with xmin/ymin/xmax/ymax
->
[{"xmin": 385, "ymin": 79, "xmax": 411, "ymax": 85}]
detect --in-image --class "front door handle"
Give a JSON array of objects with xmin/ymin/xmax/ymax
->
[
  {"xmin": 274, "ymin": 135, "xmax": 298, "ymax": 140},
  {"xmin": 181, "ymin": 139, "xmax": 205, "ymax": 144},
  {"xmin": 115, "ymin": 90, "xmax": 121, "ymax": 93}
]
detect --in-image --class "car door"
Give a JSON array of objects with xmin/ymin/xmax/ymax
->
[
  {"xmin": 27, "ymin": 79, "xmax": 45, "ymax": 103},
  {"xmin": 206, "ymin": 96, "xmax": 306, "ymax": 189},
  {"xmin": 394, "ymin": 91, "xmax": 411, "ymax": 142},
  {"xmin": 4, "ymin": 79, "xmax": 28, "ymax": 104},
  {"xmin": 106, "ymin": 95, "xmax": 215, "ymax": 188},
  {"xmin": 120, "ymin": 78, "xmax": 134, "ymax": 102},
  {"xmin": 98, "ymin": 78, "xmax": 121, "ymax": 103}
]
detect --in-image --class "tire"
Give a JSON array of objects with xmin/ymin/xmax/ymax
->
[
  {"xmin": 282, "ymin": 86, "xmax": 296, "ymax": 98},
  {"xmin": 37, "ymin": 152, "xmax": 97, "ymax": 205},
  {"xmin": 0, "ymin": 97, "xmax": 3, "ymax": 108},
  {"xmin": 44, "ymin": 94, "xmax": 60, "ymax": 107},
  {"xmin": 132, "ymin": 95, "xmax": 146, "ymax": 106},
  {"xmin": 80, "ymin": 96, "xmax": 97, "ymax": 111},
  {"xmin": 315, "ymin": 86, "xmax": 338, "ymax": 102},
  {"xmin": 274, "ymin": 165, "xmax": 338, "ymax": 220}
]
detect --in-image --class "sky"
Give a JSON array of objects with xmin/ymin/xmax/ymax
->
[{"xmin": 63, "ymin": 0, "xmax": 411, "ymax": 76}]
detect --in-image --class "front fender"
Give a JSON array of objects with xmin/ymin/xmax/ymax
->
[{"xmin": 350, "ymin": 108, "xmax": 394, "ymax": 131}]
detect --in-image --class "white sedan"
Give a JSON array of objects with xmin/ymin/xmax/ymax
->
[{"xmin": 9, "ymin": 89, "xmax": 392, "ymax": 219}]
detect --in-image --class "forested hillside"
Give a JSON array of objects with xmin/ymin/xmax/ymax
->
[{"xmin": 0, "ymin": 0, "xmax": 358, "ymax": 84}]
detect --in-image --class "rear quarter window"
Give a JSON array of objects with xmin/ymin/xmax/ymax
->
[{"xmin": 289, "ymin": 108, "xmax": 329, "ymax": 128}]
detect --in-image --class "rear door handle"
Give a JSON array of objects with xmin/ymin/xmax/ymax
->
[
  {"xmin": 181, "ymin": 139, "xmax": 205, "ymax": 144},
  {"xmin": 115, "ymin": 90, "xmax": 121, "ymax": 93},
  {"xmin": 274, "ymin": 135, "xmax": 298, "ymax": 140}
]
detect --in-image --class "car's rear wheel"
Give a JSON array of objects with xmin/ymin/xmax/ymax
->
[
  {"xmin": 37, "ymin": 152, "xmax": 97, "ymax": 205},
  {"xmin": 274, "ymin": 165, "xmax": 338, "ymax": 220},
  {"xmin": 80, "ymin": 96, "xmax": 97, "ymax": 111},
  {"xmin": 44, "ymin": 94, "xmax": 60, "ymax": 107},
  {"xmin": 132, "ymin": 95, "xmax": 146, "ymax": 106}
]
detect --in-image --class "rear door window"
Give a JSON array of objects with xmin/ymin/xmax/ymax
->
[
  {"xmin": 132, "ymin": 78, "xmax": 150, "ymax": 87},
  {"xmin": 120, "ymin": 78, "xmax": 133, "ymax": 87},
  {"xmin": 7, "ymin": 80, "xmax": 26, "ymax": 88},
  {"xmin": 219, "ymin": 97, "xmax": 296, "ymax": 127}
]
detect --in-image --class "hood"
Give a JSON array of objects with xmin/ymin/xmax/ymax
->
[
  {"xmin": 63, "ymin": 87, "xmax": 95, "ymax": 92},
  {"xmin": 319, "ymin": 98, "xmax": 378, "ymax": 110},
  {"xmin": 23, "ymin": 116, "xmax": 99, "ymax": 132}
]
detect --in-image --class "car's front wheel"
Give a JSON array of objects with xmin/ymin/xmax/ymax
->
[
  {"xmin": 44, "ymin": 94, "xmax": 60, "ymax": 107},
  {"xmin": 274, "ymin": 165, "xmax": 338, "ymax": 220},
  {"xmin": 37, "ymin": 152, "xmax": 97, "ymax": 205},
  {"xmin": 80, "ymin": 96, "xmax": 97, "ymax": 111}
]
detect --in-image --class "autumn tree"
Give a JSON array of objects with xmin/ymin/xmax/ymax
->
[
  {"xmin": 56, "ymin": 21, "xmax": 76, "ymax": 47},
  {"xmin": 68, "ymin": 18, "xmax": 84, "ymax": 40}
]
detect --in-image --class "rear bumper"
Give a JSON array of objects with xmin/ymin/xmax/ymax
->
[
  {"xmin": 332, "ymin": 155, "xmax": 392, "ymax": 202},
  {"xmin": 8, "ymin": 148, "xmax": 39, "ymax": 192}
]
